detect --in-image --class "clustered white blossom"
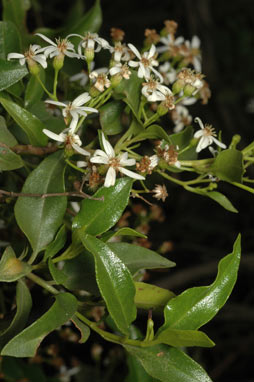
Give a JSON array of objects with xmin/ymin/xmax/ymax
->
[{"xmin": 6, "ymin": 26, "xmax": 225, "ymax": 188}]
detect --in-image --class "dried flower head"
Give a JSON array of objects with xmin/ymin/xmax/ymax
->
[
  {"xmin": 152, "ymin": 184, "xmax": 168, "ymax": 202},
  {"xmin": 156, "ymin": 143, "xmax": 180, "ymax": 168},
  {"xmin": 144, "ymin": 29, "xmax": 160, "ymax": 45},
  {"xmin": 111, "ymin": 27, "xmax": 125, "ymax": 42},
  {"xmin": 164, "ymin": 20, "xmax": 178, "ymax": 36},
  {"xmin": 136, "ymin": 155, "xmax": 159, "ymax": 174}
]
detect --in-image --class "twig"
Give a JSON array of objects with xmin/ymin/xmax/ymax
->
[
  {"xmin": 11, "ymin": 144, "xmax": 58, "ymax": 156},
  {"xmin": 0, "ymin": 189, "xmax": 104, "ymax": 201}
]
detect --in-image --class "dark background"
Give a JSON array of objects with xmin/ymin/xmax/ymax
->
[{"xmin": 2, "ymin": 0, "xmax": 254, "ymax": 381}]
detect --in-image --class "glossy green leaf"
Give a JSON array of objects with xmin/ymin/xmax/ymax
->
[
  {"xmin": 132, "ymin": 124, "xmax": 170, "ymax": 143},
  {"xmin": 154, "ymin": 328, "xmax": 215, "ymax": 348},
  {"xmin": 114, "ymin": 70, "xmax": 143, "ymax": 118},
  {"xmin": 0, "ymin": 97, "xmax": 48, "ymax": 146},
  {"xmin": 80, "ymin": 233, "xmax": 137, "ymax": 334},
  {"xmin": 61, "ymin": 253, "xmax": 100, "ymax": 295},
  {"xmin": 0, "ymin": 142, "xmax": 23, "ymax": 171},
  {"xmin": 134, "ymin": 282, "xmax": 175, "ymax": 311},
  {"xmin": 211, "ymin": 149, "xmax": 244, "ymax": 183},
  {"xmin": 99, "ymin": 100, "xmax": 125, "ymax": 135},
  {"xmin": 2, "ymin": 0, "xmax": 27, "ymax": 33},
  {"xmin": 125, "ymin": 353, "xmax": 156, "ymax": 382},
  {"xmin": 169, "ymin": 126, "xmax": 194, "ymax": 150},
  {"xmin": 71, "ymin": 315, "xmax": 90, "ymax": 343},
  {"xmin": 43, "ymin": 225, "xmax": 67, "ymax": 261},
  {"xmin": 0, "ymin": 115, "xmax": 18, "ymax": 146},
  {"xmin": 125, "ymin": 345, "xmax": 212, "ymax": 382},
  {"xmin": 189, "ymin": 188, "xmax": 238, "ymax": 213},
  {"xmin": 0, "ymin": 60, "xmax": 28, "ymax": 91},
  {"xmin": 0, "ymin": 280, "xmax": 32, "ymax": 350},
  {"xmin": 24, "ymin": 68, "xmax": 45, "ymax": 108},
  {"xmin": 0, "ymin": 21, "xmax": 21, "ymax": 60},
  {"xmin": 101, "ymin": 227, "xmax": 147, "ymax": 242},
  {"xmin": 73, "ymin": 178, "xmax": 133, "ymax": 235},
  {"xmin": 64, "ymin": 0, "xmax": 85, "ymax": 29},
  {"xmin": 48, "ymin": 259, "xmax": 68, "ymax": 285},
  {"xmin": 1, "ymin": 357, "xmax": 47, "ymax": 382},
  {"xmin": 14, "ymin": 151, "xmax": 67, "ymax": 255},
  {"xmin": 0, "ymin": 246, "xmax": 32, "ymax": 282},
  {"xmin": 161, "ymin": 234, "xmax": 241, "ymax": 331},
  {"xmin": 108, "ymin": 242, "xmax": 175, "ymax": 275},
  {"xmin": 1, "ymin": 293, "xmax": 78, "ymax": 357},
  {"xmin": 63, "ymin": 0, "xmax": 102, "ymax": 37}
]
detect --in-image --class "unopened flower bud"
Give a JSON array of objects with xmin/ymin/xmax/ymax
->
[
  {"xmin": 89, "ymin": 86, "xmax": 101, "ymax": 98},
  {"xmin": 53, "ymin": 53, "xmax": 64, "ymax": 71},
  {"xmin": 172, "ymin": 79, "xmax": 184, "ymax": 94},
  {"xmin": 183, "ymin": 84, "xmax": 196, "ymax": 96},
  {"xmin": 27, "ymin": 59, "xmax": 40, "ymax": 76},
  {"xmin": 110, "ymin": 73, "xmax": 122, "ymax": 88},
  {"xmin": 157, "ymin": 102, "xmax": 169, "ymax": 116}
]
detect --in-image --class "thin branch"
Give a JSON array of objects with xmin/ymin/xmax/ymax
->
[
  {"xmin": 11, "ymin": 144, "xmax": 58, "ymax": 156},
  {"xmin": 0, "ymin": 189, "xmax": 104, "ymax": 201}
]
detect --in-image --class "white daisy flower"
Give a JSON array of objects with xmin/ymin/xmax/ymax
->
[
  {"xmin": 128, "ymin": 43, "xmax": 163, "ymax": 81},
  {"xmin": 7, "ymin": 44, "xmax": 47, "ymax": 68},
  {"xmin": 90, "ymin": 132, "xmax": 145, "ymax": 187},
  {"xmin": 194, "ymin": 117, "xmax": 226, "ymax": 153},
  {"xmin": 110, "ymin": 42, "xmax": 131, "ymax": 62},
  {"xmin": 35, "ymin": 33, "xmax": 79, "ymax": 59},
  {"xmin": 142, "ymin": 78, "xmax": 172, "ymax": 102},
  {"xmin": 42, "ymin": 129, "xmax": 90, "ymax": 156},
  {"xmin": 156, "ymin": 34, "xmax": 184, "ymax": 54},
  {"xmin": 89, "ymin": 70, "xmax": 111, "ymax": 92},
  {"xmin": 181, "ymin": 36, "xmax": 202, "ymax": 72},
  {"xmin": 45, "ymin": 92, "xmax": 98, "ymax": 132},
  {"xmin": 109, "ymin": 62, "xmax": 131, "ymax": 79},
  {"xmin": 172, "ymin": 105, "xmax": 192, "ymax": 133},
  {"xmin": 68, "ymin": 32, "xmax": 111, "ymax": 56}
]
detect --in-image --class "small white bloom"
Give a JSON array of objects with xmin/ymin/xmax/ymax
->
[
  {"xmin": 109, "ymin": 62, "xmax": 131, "ymax": 80},
  {"xmin": 68, "ymin": 32, "xmax": 111, "ymax": 56},
  {"xmin": 110, "ymin": 42, "xmax": 131, "ymax": 62},
  {"xmin": 69, "ymin": 71, "xmax": 89, "ymax": 87},
  {"xmin": 158, "ymin": 62, "xmax": 177, "ymax": 85},
  {"xmin": 172, "ymin": 105, "xmax": 192, "ymax": 133},
  {"xmin": 45, "ymin": 92, "xmax": 98, "ymax": 132},
  {"xmin": 90, "ymin": 70, "xmax": 111, "ymax": 92},
  {"xmin": 142, "ymin": 78, "xmax": 172, "ymax": 102},
  {"xmin": 90, "ymin": 132, "xmax": 145, "ymax": 187},
  {"xmin": 36, "ymin": 33, "xmax": 79, "ymax": 59},
  {"xmin": 7, "ymin": 44, "xmax": 47, "ymax": 68},
  {"xmin": 42, "ymin": 129, "xmax": 90, "ymax": 156},
  {"xmin": 194, "ymin": 117, "xmax": 226, "ymax": 153},
  {"xmin": 128, "ymin": 43, "xmax": 163, "ymax": 81},
  {"xmin": 157, "ymin": 34, "xmax": 184, "ymax": 54},
  {"xmin": 181, "ymin": 35, "xmax": 202, "ymax": 72}
]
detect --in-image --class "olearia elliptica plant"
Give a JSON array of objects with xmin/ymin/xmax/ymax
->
[{"xmin": 1, "ymin": 1, "xmax": 252, "ymax": 381}]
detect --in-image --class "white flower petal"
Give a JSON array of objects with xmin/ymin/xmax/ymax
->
[
  {"xmin": 192, "ymin": 35, "xmax": 200, "ymax": 49},
  {"xmin": 73, "ymin": 92, "xmax": 91, "ymax": 107},
  {"xmin": 36, "ymin": 33, "xmax": 56, "ymax": 46},
  {"xmin": 194, "ymin": 117, "xmax": 205, "ymax": 129},
  {"xmin": 7, "ymin": 53, "xmax": 25, "ymax": 60},
  {"xmin": 104, "ymin": 167, "xmax": 116, "ymax": 187},
  {"xmin": 119, "ymin": 167, "xmax": 145, "ymax": 180},
  {"xmin": 102, "ymin": 133, "xmax": 115, "ymax": 157},
  {"xmin": 72, "ymin": 143, "xmax": 90, "ymax": 156},
  {"xmin": 212, "ymin": 137, "xmax": 227, "ymax": 149},
  {"xmin": 45, "ymin": 100, "xmax": 67, "ymax": 107},
  {"xmin": 43, "ymin": 129, "xmax": 65, "ymax": 142},
  {"xmin": 128, "ymin": 43, "xmax": 141, "ymax": 60},
  {"xmin": 90, "ymin": 156, "xmax": 109, "ymax": 165}
]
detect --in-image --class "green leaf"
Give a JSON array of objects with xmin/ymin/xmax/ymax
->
[
  {"xmin": 0, "ymin": 21, "xmax": 22, "ymax": 60},
  {"xmin": 124, "ymin": 345, "xmax": 212, "ymax": 382},
  {"xmin": 107, "ymin": 242, "xmax": 175, "ymax": 275},
  {"xmin": 2, "ymin": 0, "xmax": 28, "ymax": 38},
  {"xmin": 48, "ymin": 259, "xmax": 68, "ymax": 285},
  {"xmin": 14, "ymin": 151, "xmax": 67, "ymax": 255},
  {"xmin": 0, "ymin": 280, "xmax": 32, "ymax": 350},
  {"xmin": 0, "ymin": 142, "xmax": 23, "ymax": 171},
  {"xmin": 73, "ymin": 178, "xmax": 133, "ymax": 235},
  {"xmin": 63, "ymin": 0, "xmax": 102, "ymax": 37},
  {"xmin": 0, "ymin": 60, "xmax": 28, "ymax": 91},
  {"xmin": 154, "ymin": 328, "xmax": 215, "ymax": 348},
  {"xmin": 71, "ymin": 315, "xmax": 90, "ymax": 343},
  {"xmin": 114, "ymin": 70, "xmax": 143, "ymax": 118},
  {"xmin": 79, "ymin": 233, "xmax": 137, "ymax": 334},
  {"xmin": 0, "ymin": 246, "xmax": 32, "ymax": 282},
  {"xmin": 24, "ymin": 68, "xmax": 45, "ymax": 108},
  {"xmin": 43, "ymin": 225, "xmax": 67, "ymax": 261},
  {"xmin": 1, "ymin": 293, "xmax": 78, "ymax": 357},
  {"xmin": 211, "ymin": 149, "xmax": 244, "ymax": 183},
  {"xmin": 101, "ymin": 227, "xmax": 147, "ymax": 242},
  {"xmin": 132, "ymin": 124, "xmax": 170, "ymax": 143},
  {"xmin": 99, "ymin": 100, "xmax": 125, "ymax": 135},
  {"xmin": 134, "ymin": 282, "xmax": 175, "ymax": 311},
  {"xmin": 61, "ymin": 253, "xmax": 100, "ymax": 295},
  {"xmin": 160, "ymin": 234, "xmax": 241, "ymax": 331},
  {"xmin": 201, "ymin": 190, "xmax": 238, "ymax": 213},
  {"xmin": 0, "ymin": 97, "xmax": 48, "ymax": 146},
  {"xmin": 169, "ymin": 126, "xmax": 194, "ymax": 150},
  {"xmin": 125, "ymin": 353, "xmax": 156, "ymax": 382},
  {"xmin": 0, "ymin": 116, "xmax": 18, "ymax": 146}
]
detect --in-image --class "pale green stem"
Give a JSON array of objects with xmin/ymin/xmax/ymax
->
[
  {"xmin": 65, "ymin": 159, "xmax": 88, "ymax": 174},
  {"xmin": 230, "ymin": 182, "xmax": 254, "ymax": 194},
  {"xmin": 27, "ymin": 273, "xmax": 59, "ymax": 295},
  {"xmin": 35, "ymin": 74, "xmax": 56, "ymax": 100},
  {"xmin": 28, "ymin": 250, "xmax": 39, "ymax": 265},
  {"xmin": 53, "ymin": 68, "xmax": 60, "ymax": 100},
  {"xmin": 242, "ymin": 141, "xmax": 254, "ymax": 156}
]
